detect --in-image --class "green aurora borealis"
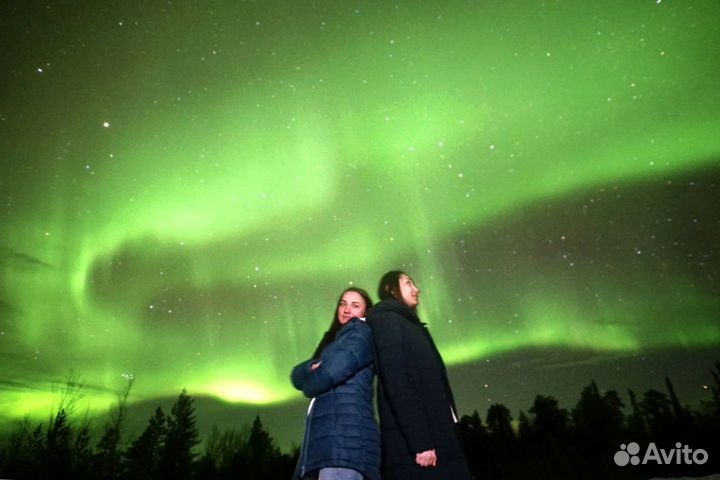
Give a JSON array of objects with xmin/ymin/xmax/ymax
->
[{"xmin": 1, "ymin": 0, "xmax": 719, "ymax": 445}]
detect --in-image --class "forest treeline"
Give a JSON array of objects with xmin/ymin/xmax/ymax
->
[{"xmin": 1, "ymin": 362, "xmax": 718, "ymax": 480}]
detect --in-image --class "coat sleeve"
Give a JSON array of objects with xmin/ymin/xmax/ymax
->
[
  {"xmin": 290, "ymin": 359, "xmax": 316, "ymax": 391},
  {"xmin": 292, "ymin": 322, "xmax": 373, "ymax": 398},
  {"xmin": 370, "ymin": 312, "xmax": 434, "ymax": 454}
]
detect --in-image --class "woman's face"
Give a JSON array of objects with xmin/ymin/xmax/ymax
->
[
  {"xmin": 398, "ymin": 274, "xmax": 420, "ymax": 308},
  {"xmin": 337, "ymin": 290, "xmax": 367, "ymax": 325}
]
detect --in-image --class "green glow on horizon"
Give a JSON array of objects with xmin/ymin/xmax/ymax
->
[
  {"xmin": 204, "ymin": 381, "xmax": 291, "ymax": 405},
  {"xmin": 0, "ymin": 385, "xmax": 120, "ymax": 423},
  {"xmin": 1, "ymin": 0, "xmax": 719, "ymax": 424}
]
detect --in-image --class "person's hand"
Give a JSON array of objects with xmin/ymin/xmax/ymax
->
[
  {"xmin": 415, "ymin": 449, "xmax": 437, "ymax": 467},
  {"xmin": 310, "ymin": 362, "xmax": 321, "ymax": 371}
]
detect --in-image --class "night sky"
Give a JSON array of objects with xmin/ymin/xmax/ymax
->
[{"xmin": 1, "ymin": 1, "xmax": 719, "ymax": 450}]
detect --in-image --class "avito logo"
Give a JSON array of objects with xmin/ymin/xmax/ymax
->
[{"xmin": 614, "ymin": 442, "xmax": 709, "ymax": 466}]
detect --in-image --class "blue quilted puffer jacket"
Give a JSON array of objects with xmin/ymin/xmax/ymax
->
[{"xmin": 291, "ymin": 318, "xmax": 380, "ymax": 480}]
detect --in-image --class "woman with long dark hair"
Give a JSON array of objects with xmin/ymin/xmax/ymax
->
[
  {"xmin": 367, "ymin": 271, "xmax": 473, "ymax": 480},
  {"xmin": 291, "ymin": 287, "xmax": 380, "ymax": 480}
]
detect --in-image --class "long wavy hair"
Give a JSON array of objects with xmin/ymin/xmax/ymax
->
[{"xmin": 312, "ymin": 287, "xmax": 373, "ymax": 360}]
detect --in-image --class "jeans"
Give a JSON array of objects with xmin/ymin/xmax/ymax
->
[{"xmin": 318, "ymin": 467, "xmax": 363, "ymax": 480}]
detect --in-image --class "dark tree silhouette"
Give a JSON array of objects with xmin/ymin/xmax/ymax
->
[
  {"xmin": 73, "ymin": 422, "xmax": 93, "ymax": 480},
  {"xmin": 245, "ymin": 415, "xmax": 277, "ymax": 479},
  {"xmin": 1, "ymin": 417, "xmax": 30, "ymax": 476},
  {"xmin": 638, "ymin": 388, "xmax": 675, "ymax": 444},
  {"xmin": 486, "ymin": 403, "xmax": 514, "ymax": 441},
  {"xmin": 626, "ymin": 389, "xmax": 648, "ymax": 443},
  {"xmin": 485, "ymin": 404, "xmax": 518, "ymax": 479},
  {"xmin": 122, "ymin": 407, "xmax": 167, "ymax": 480},
  {"xmin": 704, "ymin": 361, "xmax": 720, "ymax": 430},
  {"xmin": 570, "ymin": 382, "xmax": 626, "ymax": 478},
  {"xmin": 522, "ymin": 395, "xmax": 572, "ymax": 479},
  {"xmin": 94, "ymin": 425, "xmax": 122, "ymax": 479},
  {"xmin": 528, "ymin": 394, "xmax": 569, "ymax": 439},
  {"xmin": 203, "ymin": 423, "xmax": 249, "ymax": 472},
  {"xmin": 665, "ymin": 375, "xmax": 695, "ymax": 440},
  {"xmin": 572, "ymin": 381, "xmax": 624, "ymax": 445},
  {"xmin": 2, "ymin": 363, "xmax": 719, "ymax": 480},
  {"xmin": 517, "ymin": 410, "xmax": 531, "ymax": 440},
  {"xmin": 711, "ymin": 361, "xmax": 720, "ymax": 412},
  {"xmin": 93, "ymin": 377, "xmax": 134, "ymax": 480},
  {"xmin": 459, "ymin": 410, "xmax": 489, "ymax": 478},
  {"xmin": 159, "ymin": 389, "xmax": 200, "ymax": 480},
  {"xmin": 45, "ymin": 408, "xmax": 73, "ymax": 478}
]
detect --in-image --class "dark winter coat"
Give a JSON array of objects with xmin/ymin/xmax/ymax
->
[
  {"xmin": 291, "ymin": 318, "xmax": 381, "ymax": 480},
  {"xmin": 367, "ymin": 299, "xmax": 473, "ymax": 480}
]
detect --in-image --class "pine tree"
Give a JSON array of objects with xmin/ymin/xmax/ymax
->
[
  {"xmin": 626, "ymin": 389, "xmax": 647, "ymax": 441},
  {"xmin": 122, "ymin": 407, "xmax": 167, "ymax": 480},
  {"xmin": 639, "ymin": 388, "xmax": 674, "ymax": 442},
  {"xmin": 573, "ymin": 382, "xmax": 624, "ymax": 441},
  {"xmin": 571, "ymin": 381, "xmax": 625, "ymax": 475},
  {"xmin": 601, "ymin": 389, "xmax": 625, "ymax": 432},
  {"xmin": 246, "ymin": 415, "xmax": 279, "ymax": 480},
  {"xmin": 160, "ymin": 389, "xmax": 199, "ymax": 480},
  {"xmin": 1, "ymin": 417, "xmax": 34, "ymax": 478},
  {"xmin": 45, "ymin": 409, "xmax": 73, "ymax": 479},
  {"xmin": 73, "ymin": 423, "xmax": 93, "ymax": 480},
  {"xmin": 665, "ymin": 376, "xmax": 686, "ymax": 420},
  {"xmin": 665, "ymin": 375, "xmax": 695, "ymax": 440},
  {"xmin": 27, "ymin": 423, "xmax": 47, "ymax": 479},
  {"xmin": 94, "ymin": 425, "xmax": 122, "ymax": 480}
]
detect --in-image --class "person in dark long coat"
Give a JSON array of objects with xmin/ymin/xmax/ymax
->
[
  {"xmin": 367, "ymin": 271, "xmax": 473, "ymax": 480},
  {"xmin": 291, "ymin": 287, "xmax": 381, "ymax": 480}
]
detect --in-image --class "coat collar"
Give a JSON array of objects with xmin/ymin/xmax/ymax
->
[
  {"xmin": 370, "ymin": 298, "xmax": 422, "ymax": 325},
  {"xmin": 337, "ymin": 316, "xmax": 366, "ymax": 334}
]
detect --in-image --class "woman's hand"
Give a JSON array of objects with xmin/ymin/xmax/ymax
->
[{"xmin": 415, "ymin": 449, "xmax": 437, "ymax": 467}]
